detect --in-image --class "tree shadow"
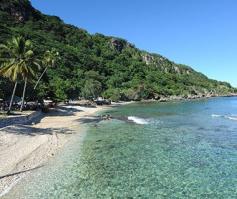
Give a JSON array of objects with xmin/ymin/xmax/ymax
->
[
  {"xmin": 22, "ymin": 106, "xmax": 85, "ymax": 125},
  {"xmin": 67, "ymin": 103, "xmax": 97, "ymax": 108},
  {"xmin": 46, "ymin": 106, "xmax": 84, "ymax": 117},
  {"xmin": 2, "ymin": 124, "xmax": 73, "ymax": 136}
]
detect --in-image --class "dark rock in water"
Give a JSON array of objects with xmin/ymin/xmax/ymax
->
[
  {"xmin": 101, "ymin": 114, "xmax": 112, "ymax": 120},
  {"xmin": 93, "ymin": 147, "xmax": 100, "ymax": 150},
  {"xmin": 93, "ymin": 124, "xmax": 98, "ymax": 128},
  {"xmin": 107, "ymin": 145, "xmax": 115, "ymax": 149}
]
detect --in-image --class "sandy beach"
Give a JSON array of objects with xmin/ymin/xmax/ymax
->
[{"xmin": 0, "ymin": 104, "xmax": 111, "ymax": 197}]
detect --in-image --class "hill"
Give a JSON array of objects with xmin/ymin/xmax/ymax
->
[{"xmin": 0, "ymin": 0, "xmax": 236, "ymax": 101}]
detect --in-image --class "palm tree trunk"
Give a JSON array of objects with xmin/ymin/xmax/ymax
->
[
  {"xmin": 8, "ymin": 81, "xmax": 18, "ymax": 114},
  {"xmin": 34, "ymin": 67, "xmax": 48, "ymax": 90},
  {"xmin": 20, "ymin": 78, "xmax": 27, "ymax": 112}
]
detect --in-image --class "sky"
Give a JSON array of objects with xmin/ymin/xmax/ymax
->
[{"xmin": 31, "ymin": 0, "xmax": 237, "ymax": 86}]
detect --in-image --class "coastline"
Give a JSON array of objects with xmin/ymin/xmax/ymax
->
[
  {"xmin": 0, "ymin": 103, "xmax": 118, "ymax": 197},
  {"xmin": 0, "ymin": 96, "xmax": 236, "ymax": 197},
  {"xmin": 140, "ymin": 93, "xmax": 237, "ymax": 103}
]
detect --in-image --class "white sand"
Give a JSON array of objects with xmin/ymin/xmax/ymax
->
[{"xmin": 0, "ymin": 105, "xmax": 108, "ymax": 197}]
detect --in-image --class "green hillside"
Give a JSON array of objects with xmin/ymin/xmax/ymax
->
[{"xmin": 0, "ymin": 0, "xmax": 236, "ymax": 101}]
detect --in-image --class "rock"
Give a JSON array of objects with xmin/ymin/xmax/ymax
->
[
  {"xmin": 158, "ymin": 96, "xmax": 168, "ymax": 102},
  {"xmin": 111, "ymin": 38, "xmax": 125, "ymax": 52},
  {"xmin": 154, "ymin": 94, "xmax": 161, "ymax": 100},
  {"xmin": 186, "ymin": 70, "xmax": 191, "ymax": 75},
  {"xmin": 142, "ymin": 54, "xmax": 154, "ymax": 65},
  {"xmin": 0, "ymin": 0, "xmax": 41, "ymax": 23},
  {"xmin": 173, "ymin": 66, "xmax": 181, "ymax": 74},
  {"xmin": 126, "ymin": 42, "xmax": 135, "ymax": 48}
]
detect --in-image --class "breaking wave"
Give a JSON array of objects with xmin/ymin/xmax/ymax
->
[
  {"xmin": 225, "ymin": 116, "xmax": 237, "ymax": 121},
  {"xmin": 211, "ymin": 114, "xmax": 222, "ymax": 118},
  {"xmin": 128, "ymin": 116, "xmax": 149, "ymax": 125},
  {"xmin": 212, "ymin": 114, "xmax": 237, "ymax": 121}
]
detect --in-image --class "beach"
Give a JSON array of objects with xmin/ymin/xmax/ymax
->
[{"xmin": 0, "ymin": 104, "xmax": 111, "ymax": 197}]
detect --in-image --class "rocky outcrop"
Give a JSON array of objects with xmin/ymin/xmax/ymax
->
[
  {"xmin": 186, "ymin": 70, "xmax": 191, "ymax": 75},
  {"xmin": 111, "ymin": 38, "xmax": 125, "ymax": 52},
  {"xmin": 173, "ymin": 66, "xmax": 181, "ymax": 74},
  {"xmin": 147, "ymin": 91, "xmax": 235, "ymax": 103},
  {"xmin": 126, "ymin": 42, "xmax": 135, "ymax": 48},
  {"xmin": 0, "ymin": 0, "xmax": 40, "ymax": 22},
  {"xmin": 142, "ymin": 54, "xmax": 154, "ymax": 65}
]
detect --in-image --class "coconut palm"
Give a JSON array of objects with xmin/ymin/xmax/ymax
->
[
  {"xmin": 34, "ymin": 48, "xmax": 59, "ymax": 90},
  {"xmin": 0, "ymin": 36, "xmax": 40, "ymax": 113},
  {"xmin": 0, "ymin": 62, "xmax": 18, "ymax": 113},
  {"xmin": 19, "ymin": 48, "xmax": 40, "ymax": 112}
]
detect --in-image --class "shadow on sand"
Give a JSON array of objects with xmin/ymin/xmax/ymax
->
[
  {"xmin": 46, "ymin": 106, "xmax": 83, "ymax": 116},
  {"xmin": 2, "ymin": 124, "xmax": 73, "ymax": 136},
  {"xmin": 26, "ymin": 106, "xmax": 86, "ymax": 125}
]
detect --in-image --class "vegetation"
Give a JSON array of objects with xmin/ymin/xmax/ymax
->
[
  {"xmin": 34, "ymin": 48, "xmax": 59, "ymax": 90},
  {"xmin": 0, "ymin": 0, "xmax": 236, "ymax": 103},
  {"xmin": 0, "ymin": 36, "xmax": 40, "ymax": 113}
]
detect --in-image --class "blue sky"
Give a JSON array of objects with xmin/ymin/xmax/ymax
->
[{"xmin": 31, "ymin": 0, "xmax": 237, "ymax": 86}]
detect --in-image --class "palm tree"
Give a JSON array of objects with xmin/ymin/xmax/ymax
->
[
  {"xmin": 0, "ymin": 36, "xmax": 40, "ymax": 113},
  {"xmin": 0, "ymin": 62, "xmax": 19, "ymax": 113},
  {"xmin": 34, "ymin": 48, "xmax": 59, "ymax": 90},
  {"xmin": 19, "ymin": 48, "xmax": 40, "ymax": 112}
]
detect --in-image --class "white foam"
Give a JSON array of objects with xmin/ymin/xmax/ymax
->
[
  {"xmin": 225, "ymin": 116, "xmax": 237, "ymax": 121},
  {"xmin": 128, "ymin": 116, "xmax": 148, "ymax": 125},
  {"xmin": 211, "ymin": 114, "xmax": 222, "ymax": 117},
  {"xmin": 212, "ymin": 114, "xmax": 237, "ymax": 121}
]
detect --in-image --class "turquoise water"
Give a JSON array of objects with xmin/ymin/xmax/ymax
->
[{"xmin": 4, "ymin": 97, "xmax": 237, "ymax": 198}]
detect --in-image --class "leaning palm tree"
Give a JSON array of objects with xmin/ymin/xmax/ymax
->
[
  {"xmin": 34, "ymin": 48, "xmax": 59, "ymax": 90},
  {"xmin": 19, "ymin": 48, "xmax": 41, "ymax": 112},
  {"xmin": 0, "ymin": 36, "xmax": 40, "ymax": 113},
  {"xmin": 0, "ymin": 62, "xmax": 19, "ymax": 113}
]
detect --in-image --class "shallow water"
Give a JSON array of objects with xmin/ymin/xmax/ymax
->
[{"xmin": 4, "ymin": 97, "xmax": 237, "ymax": 198}]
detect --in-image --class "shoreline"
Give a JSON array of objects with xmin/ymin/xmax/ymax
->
[
  {"xmin": 0, "ymin": 103, "xmax": 120, "ymax": 197},
  {"xmin": 0, "ymin": 96, "xmax": 236, "ymax": 196},
  {"xmin": 137, "ymin": 94, "xmax": 237, "ymax": 103}
]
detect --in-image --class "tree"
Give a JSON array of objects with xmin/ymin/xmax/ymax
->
[
  {"xmin": 0, "ymin": 36, "xmax": 40, "ymax": 113},
  {"xmin": 19, "ymin": 43, "xmax": 40, "ymax": 112},
  {"xmin": 0, "ymin": 63, "xmax": 19, "ymax": 113},
  {"xmin": 0, "ymin": 36, "xmax": 24, "ymax": 113},
  {"xmin": 34, "ymin": 48, "xmax": 59, "ymax": 90},
  {"xmin": 82, "ymin": 79, "xmax": 102, "ymax": 99}
]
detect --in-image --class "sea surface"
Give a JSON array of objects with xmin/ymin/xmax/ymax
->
[{"xmin": 4, "ymin": 97, "xmax": 237, "ymax": 198}]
